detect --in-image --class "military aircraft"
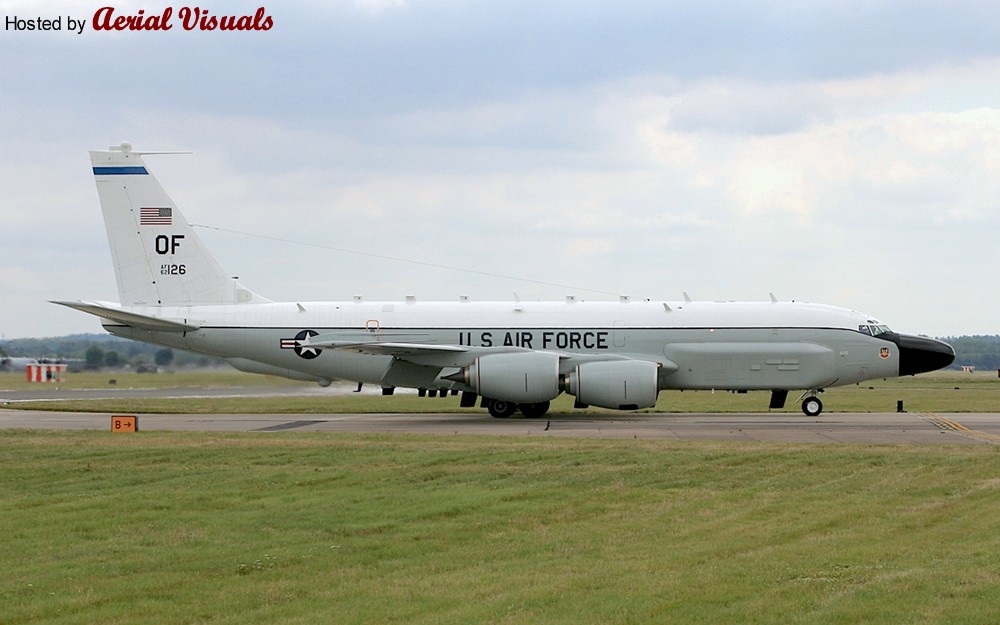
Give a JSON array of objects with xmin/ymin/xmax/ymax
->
[
  {"xmin": 0, "ymin": 347, "xmax": 38, "ymax": 372},
  {"xmin": 55, "ymin": 143, "xmax": 955, "ymax": 418}
]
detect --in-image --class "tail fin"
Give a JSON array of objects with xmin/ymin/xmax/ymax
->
[{"xmin": 90, "ymin": 143, "xmax": 269, "ymax": 306}]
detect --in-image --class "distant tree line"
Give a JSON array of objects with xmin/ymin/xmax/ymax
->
[
  {"xmin": 941, "ymin": 335, "xmax": 1000, "ymax": 371},
  {"xmin": 2, "ymin": 334, "xmax": 222, "ymax": 371}
]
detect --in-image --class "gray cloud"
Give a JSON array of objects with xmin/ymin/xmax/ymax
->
[{"xmin": 2, "ymin": 1, "xmax": 1000, "ymax": 337}]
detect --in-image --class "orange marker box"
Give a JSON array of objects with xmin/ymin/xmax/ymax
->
[{"xmin": 111, "ymin": 415, "xmax": 138, "ymax": 433}]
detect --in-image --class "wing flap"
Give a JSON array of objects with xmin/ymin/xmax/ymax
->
[
  {"xmin": 315, "ymin": 341, "xmax": 469, "ymax": 356},
  {"xmin": 307, "ymin": 337, "xmax": 478, "ymax": 367},
  {"xmin": 308, "ymin": 333, "xmax": 542, "ymax": 368}
]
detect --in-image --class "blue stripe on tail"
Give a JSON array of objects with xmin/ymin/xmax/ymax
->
[{"xmin": 93, "ymin": 166, "xmax": 148, "ymax": 175}]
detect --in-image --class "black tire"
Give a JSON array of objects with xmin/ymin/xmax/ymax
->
[
  {"xmin": 802, "ymin": 396, "xmax": 823, "ymax": 417},
  {"xmin": 518, "ymin": 401, "xmax": 550, "ymax": 418},
  {"xmin": 488, "ymin": 400, "xmax": 517, "ymax": 418}
]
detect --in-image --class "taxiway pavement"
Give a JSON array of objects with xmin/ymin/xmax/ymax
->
[{"xmin": 1, "ymin": 408, "xmax": 999, "ymax": 445}]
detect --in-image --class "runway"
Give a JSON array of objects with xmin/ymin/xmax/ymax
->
[{"xmin": 2, "ymin": 408, "xmax": 999, "ymax": 445}]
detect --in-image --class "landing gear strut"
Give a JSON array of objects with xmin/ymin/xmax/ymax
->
[{"xmin": 485, "ymin": 399, "xmax": 550, "ymax": 418}]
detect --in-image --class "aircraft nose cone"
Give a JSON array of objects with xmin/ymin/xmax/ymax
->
[{"xmin": 896, "ymin": 334, "xmax": 955, "ymax": 376}]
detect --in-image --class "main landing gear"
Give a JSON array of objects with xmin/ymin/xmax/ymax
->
[
  {"xmin": 487, "ymin": 400, "xmax": 517, "ymax": 418},
  {"xmin": 485, "ymin": 399, "xmax": 550, "ymax": 419}
]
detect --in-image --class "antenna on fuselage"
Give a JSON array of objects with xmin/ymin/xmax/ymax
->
[{"xmin": 109, "ymin": 141, "xmax": 191, "ymax": 156}]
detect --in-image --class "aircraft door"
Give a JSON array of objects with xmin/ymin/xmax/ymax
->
[
  {"xmin": 840, "ymin": 342, "xmax": 874, "ymax": 382},
  {"xmin": 613, "ymin": 320, "xmax": 627, "ymax": 348}
]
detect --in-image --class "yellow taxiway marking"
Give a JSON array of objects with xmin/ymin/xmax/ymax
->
[{"xmin": 917, "ymin": 413, "xmax": 1000, "ymax": 444}]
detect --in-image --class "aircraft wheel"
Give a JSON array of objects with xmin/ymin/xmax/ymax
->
[
  {"xmin": 802, "ymin": 396, "xmax": 823, "ymax": 417},
  {"xmin": 518, "ymin": 401, "xmax": 550, "ymax": 418},
  {"xmin": 488, "ymin": 400, "xmax": 517, "ymax": 419}
]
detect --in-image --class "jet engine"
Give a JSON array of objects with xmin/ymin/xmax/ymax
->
[
  {"xmin": 566, "ymin": 360, "xmax": 659, "ymax": 410},
  {"xmin": 452, "ymin": 352, "xmax": 561, "ymax": 403}
]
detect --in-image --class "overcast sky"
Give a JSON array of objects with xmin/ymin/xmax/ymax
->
[{"xmin": 2, "ymin": 0, "xmax": 998, "ymax": 339}]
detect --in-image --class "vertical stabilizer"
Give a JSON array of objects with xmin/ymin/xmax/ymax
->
[{"xmin": 90, "ymin": 143, "xmax": 268, "ymax": 306}]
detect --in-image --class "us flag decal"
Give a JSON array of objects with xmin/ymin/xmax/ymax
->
[{"xmin": 140, "ymin": 207, "xmax": 172, "ymax": 226}]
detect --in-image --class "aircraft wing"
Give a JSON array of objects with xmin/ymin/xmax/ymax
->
[
  {"xmin": 314, "ymin": 341, "xmax": 468, "ymax": 356},
  {"xmin": 307, "ymin": 336, "xmax": 492, "ymax": 367},
  {"xmin": 51, "ymin": 300, "xmax": 201, "ymax": 332},
  {"xmin": 307, "ymin": 334, "xmax": 676, "ymax": 371}
]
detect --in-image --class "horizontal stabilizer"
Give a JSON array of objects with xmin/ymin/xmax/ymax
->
[{"xmin": 51, "ymin": 300, "xmax": 200, "ymax": 332}]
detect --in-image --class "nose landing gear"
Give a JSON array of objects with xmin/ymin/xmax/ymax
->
[{"xmin": 800, "ymin": 393, "xmax": 824, "ymax": 417}]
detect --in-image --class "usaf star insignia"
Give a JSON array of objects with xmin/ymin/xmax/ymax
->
[{"xmin": 280, "ymin": 329, "xmax": 321, "ymax": 359}]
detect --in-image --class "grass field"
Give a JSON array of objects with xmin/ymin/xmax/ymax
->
[
  {"xmin": 1, "ymin": 431, "xmax": 999, "ymax": 624},
  {"xmin": 3, "ymin": 369, "xmax": 997, "ymax": 414}
]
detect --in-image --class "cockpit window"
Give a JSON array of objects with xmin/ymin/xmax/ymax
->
[{"xmin": 859, "ymin": 324, "xmax": 892, "ymax": 336}]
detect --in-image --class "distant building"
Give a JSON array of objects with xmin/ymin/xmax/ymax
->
[{"xmin": 26, "ymin": 363, "xmax": 67, "ymax": 382}]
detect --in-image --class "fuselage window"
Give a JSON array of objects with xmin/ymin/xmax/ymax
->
[{"xmin": 859, "ymin": 324, "xmax": 892, "ymax": 336}]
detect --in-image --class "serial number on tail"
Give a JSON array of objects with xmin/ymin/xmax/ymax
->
[{"xmin": 458, "ymin": 330, "xmax": 609, "ymax": 350}]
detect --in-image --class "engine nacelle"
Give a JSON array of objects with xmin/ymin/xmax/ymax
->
[
  {"xmin": 566, "ymin": 360, "xmax": 659, "ymax": 410},
  {"xmin": 465, "ymin": 352, "xmax": 561, "ymax": 403}
]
